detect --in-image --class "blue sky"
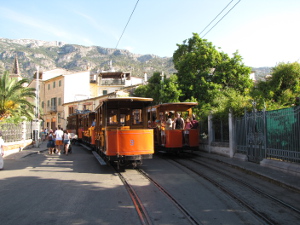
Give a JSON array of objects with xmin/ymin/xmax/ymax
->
[{"xmin": 0, "ymin": 0, "xmax": 300, "ymax": 67}]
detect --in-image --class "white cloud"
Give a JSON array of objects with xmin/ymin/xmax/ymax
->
[{"xmin": 0, "ymin": 7, "xmax": 70, "ymax": 39}]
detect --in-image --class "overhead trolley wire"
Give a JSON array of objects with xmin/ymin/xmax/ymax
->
[
  {"xmin": 201, "ymin": 0, "xmax": 241, "ymax": 38},
  {"xmin": 199, "ymin": 0, "xmax": 234, "ymax": 36},
  {"xmin": 115, "ymin": 0, "xmax": 140, "ymax": 50}
]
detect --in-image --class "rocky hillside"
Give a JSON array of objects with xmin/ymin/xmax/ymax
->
[{"xmin": 0, "ymin": 38, "xmax": 176, "ymax": 80}]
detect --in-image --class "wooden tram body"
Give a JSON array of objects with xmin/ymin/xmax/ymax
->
[
  {"xmin": 67, "ymin": 97, "xmax": 154, "ymax": 167},
  {"xmin": 81, "ymin": 111, "xmax": 96, "ymax": 146},
  {"xmin": 66, "ymin": 111, "xmax": 85, "ymax": 139},
  {"xmin": 148, "ymin": 102, "xmax": 199, "ymax": 153}
]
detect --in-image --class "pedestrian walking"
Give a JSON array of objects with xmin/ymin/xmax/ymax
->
[
  {"xmin": 54, "ymin": 128, "xmax": 64, "ymax": 155},
  {"xmin": 47, "ymin": 129, "xmax": 55, "ymax": 154},
  {"xmin": 63, "ymin": 130, "xmax": 71, "ymax": 155}
]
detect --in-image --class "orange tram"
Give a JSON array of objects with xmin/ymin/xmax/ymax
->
[
  {"xmin": 147, "ymin": 102, "xmax": 199, "ymax": 153},
  {"xmin": 67, "ymin": 97, "xmax": 154, "ymax": 168}
]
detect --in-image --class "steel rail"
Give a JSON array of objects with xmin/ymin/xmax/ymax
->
[
  {"xmin": 171, "ymin": 158, "xmax": 277, "ymax": 225},
  {"xmin": 190, "ymin": 157, "xmax": 300, "ymax": 215},
  {"xmin": 114, "ymin": 167, "xmax": 152, "ymax": 225},
  {"xmin": 137, "ymin": 168, "xmax": 202, "ymax": 225}
]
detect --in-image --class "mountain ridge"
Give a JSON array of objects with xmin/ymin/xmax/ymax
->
[
  {"xmin": 0, "ymin": 38, "xmax": 176, "ymax": 80},
  {"xmin": 0, "ymin": 38, "xmax": 271, "ymax": 81}
]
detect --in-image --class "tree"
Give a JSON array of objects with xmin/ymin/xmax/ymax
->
[
  {"xmin": 0, "ymin": 71, "xmax": 36, "ymax": 122},
  {"xmin": 254, "ymin": 62, "xmax": 300, "ymax": 109},
  {"xmin": 134, "ymin": 72, "xmax": 181, "ymax": 104},
  {"xmin": 173, "ymin": 33, "xmax": 252, "ymax": 103},
  {"xmin": 160, "ymin": 74, "xmax": 182, "ymax": 103},
  {"xmin": 134, "ymin": 72, "xmax": 162, "ymax": 104}
]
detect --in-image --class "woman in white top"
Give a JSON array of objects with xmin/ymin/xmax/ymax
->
[
  {"xmin": 54, "ymin": 128, "xmax": 64, "ymax": 155},
  {"xmin": 63, "ymin": 130, "xmax": 71, "ymax": 155},
  {"xmin": 165, "ymin": 114, "xmax": 173, "ymax": 130}
]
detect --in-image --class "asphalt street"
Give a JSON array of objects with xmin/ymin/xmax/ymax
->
[{"xmin": 0, "ymin": 142, "xmax": 141, "ymax": 225}]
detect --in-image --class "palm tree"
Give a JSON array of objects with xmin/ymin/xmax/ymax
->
[{"xmin": 0, "ymin": 71, "xmax": 36, "ymax": 121}]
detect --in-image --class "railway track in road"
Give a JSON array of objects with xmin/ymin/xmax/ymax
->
[
  {"xmin": 171, "ymin": 156, "xmax": 300, "ymax": 225},
  {"xmin": 136, "ymin": 168, "xmax": 200, "ymax": 225},
  {"xmin": 116, "ymin": 169, "xmax": 152, "ymax": 225},
  {"xmin": 113, "ymin": 165, "xmax": 201, "ymax": 225}
]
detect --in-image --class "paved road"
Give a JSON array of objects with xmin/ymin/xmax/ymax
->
[
  {"xmin": 0, "ymin": 143, "xmax": 141, "ymax": 225},
  {"xmin": 2, "ymin": 141, "xmax": 300, "ymax": 225}
]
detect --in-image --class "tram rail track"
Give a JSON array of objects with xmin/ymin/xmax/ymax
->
[
  {"xmin": 137, "ymin": 168, "xmax": 201, "ymax": 225},
  {"xmin": 113, "ymin": 164, "xmax": 201, "ymax": 225},
  {"xmin": 113, "ymin": 166, "xmax": 152, "ymax": 225},
  {"xmin": 170, "ymin": 156, "xmax": 300, "ymax": 225}
]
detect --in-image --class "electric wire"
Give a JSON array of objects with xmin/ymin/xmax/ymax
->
[
  {"xmin": 202, "ymin": 0, "xmax": 241, "ymax": 38},
  {"xmin": 199, "ymin": 0, "xmax": 234, "ymax": 36},
  {"xmin": 115, "ymin": 0, "xmax": 140, "ymax": 50}
]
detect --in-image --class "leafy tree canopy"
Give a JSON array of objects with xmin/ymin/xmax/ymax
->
[
  {"xmin": 173, "ymin": 33, "xmax": 252, "ymax": 105},
  {"xmin": 134, "ymin": 72, "xmax": 182, "ymax": 105},
  {"xmin": 253, "ymin": 62, "xmax": 300, "ymax": 110},
  {"xmin": 173, "ymin": 33, "xmax": 253, "ymax": 118},
  {"xmin": 0, "ymin": 71, "xmax": 36, "ymax": 122}
]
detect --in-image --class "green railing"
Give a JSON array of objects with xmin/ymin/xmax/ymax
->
[{"xmin": 235, "ymin": 106, "xmax": 300, "ymax": 163}]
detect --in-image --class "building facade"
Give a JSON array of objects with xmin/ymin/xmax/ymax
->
[
  {"xmin": 26, "ymin": 65, "xmax": 145, "ymax": 130},
  {"xmin": 27, "ymin": 69, "xmax": 91, "ymax": 130}
]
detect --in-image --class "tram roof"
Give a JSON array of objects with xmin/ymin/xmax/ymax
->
[
  {"xmin": 104, "ymin": 97, "xmax": 153, "ymax": 102},
  {"xmin": 150, "ymin": 102, "xmax": 198, "ymax": 111},
  {"xmin": 94, "ymin": 96, "xmax": 153, "ymax": 110}
]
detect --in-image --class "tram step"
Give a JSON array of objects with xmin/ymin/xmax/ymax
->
[{"xmin": 92, "ymin": 151, "xmax": 107, "ymax": 165}]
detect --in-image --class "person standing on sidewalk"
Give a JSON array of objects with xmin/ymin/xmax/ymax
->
[
  {"xmin": 0, "ymin": 131, "xmax": 5, "ymax": 170},
  {"xmin": 54, "ymin": 128, "xmax": 64, "ymax": 155}
]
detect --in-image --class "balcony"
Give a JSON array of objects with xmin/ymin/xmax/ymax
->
[
  {"xmin": 101, "ymin": 79, "xmax": 125, "ymax": 86},
  {"xmin": 47, "ymin": 106, "xmax": 57, "ymax": 114}
]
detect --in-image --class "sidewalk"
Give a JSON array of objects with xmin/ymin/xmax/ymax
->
[
  {"xmin": 196, "ymin": 151, "xmax": 300, "ymax": 193},
  {"xmin": 4, "ymin": 141, "xmax": 48, "ymax": 160}
]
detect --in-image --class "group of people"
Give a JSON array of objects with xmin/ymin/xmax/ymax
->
[
  {"xmin": 46, "ymin": 127, "xmax": 71, "ymax": 155},
  {"xmin": 149, "ymin": 112, "xmax": 199, "ymax": 146},
  {"xmin": 150, "ymin": 112, "xmax": 198, "ymax": 130}
]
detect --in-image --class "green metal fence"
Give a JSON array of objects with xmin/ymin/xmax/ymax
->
[
  {"xmin": 235, "ymin": 106, "xmax": 300, "ymax": 163},
  {"xmin": 266, "ymin": 107, "xmax": 300, "ymax": 163},
  {"xmin": 199, "ymin": 119, "xmax": 209, "ymax": 143}
]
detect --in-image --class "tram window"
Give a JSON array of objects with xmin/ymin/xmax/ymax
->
[
  {"xmin": 99, "ymin": 109, "xmax": 102, "ymax": 126},
  {"xmin": 120, "ymin": 114, "xmax": 125, "ymax": 125},
  {"xmin": 132, "ymin": 109, "xmax": 142, "ymax": 125},
  {"xmin": 108, "ymin": 109, "xmax": 118, "ymax": 125}
]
